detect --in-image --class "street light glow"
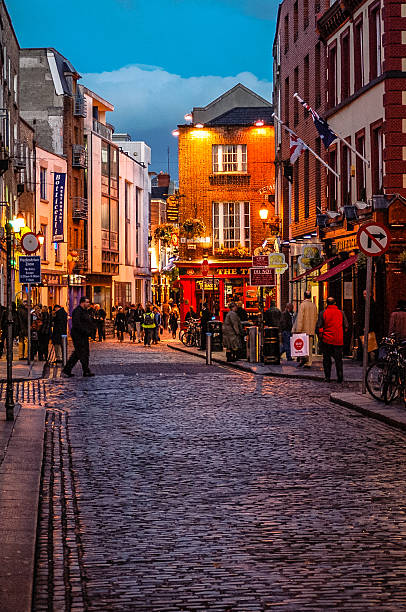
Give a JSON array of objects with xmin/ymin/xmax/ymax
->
[
  {"xmin": 172, "ymin": 129, "xmax": 180, "ymax": 137},
  {"xmin": 10, "ymin": 213, "xmax": 25, "ymax": 233},
  {"xmin": 259, "ymin": 204, "xmax": 269, "ymax": 220}
]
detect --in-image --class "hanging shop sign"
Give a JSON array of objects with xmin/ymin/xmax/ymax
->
[
  {"xmin": 52, "ymin": 172, "xmax": 66, "ymax": 242},
  {"xmin": 166, "ymin": 195, "xmax": 179, "ymax": 223},
  {"xmin": 268, "ymin": 252, "xmax": 288, "ymax": 274},
  {"xmin": 298, "ymin": 245, "xmax": 321, "ymax": 270},
  {"xmin": 196, "ymin": 279, "xmax": 220, "ymax": 291},
  {"xmin": 252, "ymin": 255, "xmax": 269, "ymax": 267},
  {"xmin": 249, "ymin": 268, "xmax": 276, "ymax": 287}
]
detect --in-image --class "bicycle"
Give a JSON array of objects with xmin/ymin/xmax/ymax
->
[
  {"xmin": 365, "ymin": 336, "xmax": 406, "ymax": 407},
  {"xmin": 179, "ymin": 318, "xmax": 201, "ymax": 347}
]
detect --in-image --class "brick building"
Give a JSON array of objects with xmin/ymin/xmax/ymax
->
[
  {"xmin": 274, "ymin": 0, "xmax": 406, "ymax": 351},
  {"xmin": 176, "ymin": 84, "xmax": 275, "ymax": 321}
]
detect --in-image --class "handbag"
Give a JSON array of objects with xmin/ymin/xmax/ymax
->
[{"xmin": 360, "ymin": 331, "xmax": 378, "ymax": 353}]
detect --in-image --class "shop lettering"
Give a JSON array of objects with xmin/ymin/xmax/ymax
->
[{"xmin": 335, "ymin": 236, "xmax": 357, "ymax": 252}]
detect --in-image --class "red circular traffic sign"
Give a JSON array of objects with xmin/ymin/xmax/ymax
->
[
  {"xmin": 294, "ymin": 338, "xmax": 304, "ymax": 351},
  {"xmin": 21, "ymin": 232, "xmax": 40, "ymax": 254},
  {"xmin": 201, "ymin": 259, "xmax": 209, "ymax": 277},
  {"xmin": 357, "ymin": 221, "xmax": 391, "ymax": 257}
]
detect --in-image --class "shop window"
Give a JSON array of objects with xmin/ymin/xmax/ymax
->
[
  {"xmin": 212, "ymin": 145, "xmax": 247, "ymax": 173},
  {"xmin": 213, "ymin": 201, "xmax": 250, "ymax": 250}
]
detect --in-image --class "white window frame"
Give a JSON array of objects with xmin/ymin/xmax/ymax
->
[
  {"xmin": 212, "ymin": 144, "xmax": 247, "ymax": 173},
  {"xmin": 375, "ymin": 9, "xmax": 382, "ymax": 78},
  {"xmin": 213, "ymin": 201, "xmax": 250, "ymax": 250}
]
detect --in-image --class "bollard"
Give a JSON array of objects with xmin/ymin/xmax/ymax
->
[
  {"xmin": 248, "ymin": 326, "xmax": 259, "ymax": 363},
  {"xmin": 206, "ymin": 332, "xmax": 213, "ymax": 365},
  {"xmin": 61, "ymin": 335, "xmax": 68, "ymax": 367}
]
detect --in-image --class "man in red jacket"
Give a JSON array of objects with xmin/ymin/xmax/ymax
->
[{"xmin": 316, "ymin": 297, "xmax": 348, "ymax": 383}]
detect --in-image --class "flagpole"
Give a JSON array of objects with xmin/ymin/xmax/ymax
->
[
  {"xmin": 272, "ymin": 113, "xmax": 340, "ymax": 179},
  {"xmin": 293, "ymin": 93, "xmax": 370, "ymax": 167}
]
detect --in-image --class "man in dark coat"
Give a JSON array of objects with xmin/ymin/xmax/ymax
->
[
  {"xmin": 52, "ymin": 305, "xmax": 68, "ymax": 363},
  {"xmin": 280, "ymin": 303, "xmax": 294, "ymax": 361},
  {"xmin": 200, "ymin": 303, "xmax": 212, "ymax": 350},
  {"xmin": 264, "ymin": 300, "xmax": 282, "ymax": 328},
  {"xmin": 62, "ymin": 297, "xmax": 96, "ymax": 377}
]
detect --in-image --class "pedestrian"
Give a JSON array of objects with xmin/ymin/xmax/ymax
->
[
  {"xmin": 316, "ymin": 296, "xmax": 348, "ymax": 383},
  {"xmin": 152, "ymin": 306, "xmax": 161, "ymax": 344},
  {"xmin": 222, "ymin": 302, "xmax": 243, "ymax": 362},
  {"xmin": 200, "ymin": 302, "xmax": 212, "ymax": 349},
  {"xmin": 142, "ymin": 305, "xmax": 156, "ymax": 346},
  {"xmin": 30, "ymin": 306, "xmax": 42, "ymax": 361},
  {"xmin": 185, "ymin": 305, "xmax": 197, "ymax": 322},
  {"xmin": 293, "ymin": 290, "xmax": 318, "ymax": 367},
  {"xmin": 134, "ymin": 303, "xmax": 144, "ymax": 342},
  {"xmin": 169, "ymin": 306, "xmax": 179, "ymax": 339},
  {"xmin": 62, "ymin": 296, "xmax": 96, "ymax": 377},
  {"xmin": 51, "ymin": 304, "xmax": 67, "ymax": 363},
  {"xmin": 280, "ymin": 302, "xmax": 294, "ymax": 361},
  {"xmin": 114, "ymin": 306, "xmax": 127, "ymax": 342},
  {"xmin": 17, "ymin": 300, "xmax": 28, "ymax": 360},
  {"xmin": 88, "ymin": 302, "xmax": 97, "ymax": 341},
  {"xmin": 126, "ymin": 304, "xmax": 136, "ymax": 342},
  {"xmin": 38, "ymin": 304, "xmax": 52, "ymax": 361},
  {"xmin": 389, "ymin": 299, "xmax": 406, "ymax": 341},
  {"xmin": 264, "ymin": 300, "xmax": 282, "ymax": 328},
  {"xmin": 236, "ymin": 300, "xmax": 249, "ymax": 322},
  {"xmin": 162, "ymin": 300, "xmax": 171, "ymax": 330},
  {"xmin": 93, "ymin": 304, "xmax": 106, "ymax": 342}
]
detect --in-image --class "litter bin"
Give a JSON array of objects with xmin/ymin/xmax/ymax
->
[
  {"xmin": 207, "ymin": 320, "xmax": 223, "ymax": 352},
  {"xmin": 239, "ymin": 321, "xmax": 252, "ymax": 359},
  {"xmin": 263, "ymin": 326, "xmax": 280, "ymax": 365}
]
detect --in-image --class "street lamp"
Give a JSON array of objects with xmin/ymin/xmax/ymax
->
[{"xmin": 5, "ymin": 210, "xmax": 25, "ymax": 420}]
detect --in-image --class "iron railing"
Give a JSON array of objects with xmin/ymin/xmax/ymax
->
[{"xmin": 72, "ymin": 197, "xmax": 88, "ymax": 220}]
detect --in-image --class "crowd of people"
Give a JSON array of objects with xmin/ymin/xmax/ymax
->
[
  {"xmin": 110, "ymin": 300, "xmax": 180, "ymax": 347},
  {"xmin": 0, "ymin": 301, "xmax": 68, "ymax": 363}
]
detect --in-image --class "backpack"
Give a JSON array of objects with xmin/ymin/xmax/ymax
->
[{"xmin": 144, "ymin": 312, "xmax": 154, "ymax": 326}]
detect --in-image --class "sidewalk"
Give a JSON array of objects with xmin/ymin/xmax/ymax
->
[
  {"xmin": 168, "ymin": 340, "xmax": 363, "ymax": 382},
  {"xmin": 0, "ymin": 345, "xmax": 44, "ymax": 382},
  {"xmin": 330, "ymin": 392, "xmax": 406, "ymax": 432}
]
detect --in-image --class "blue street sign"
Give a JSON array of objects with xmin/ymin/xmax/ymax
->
[{"xmin": 19, "ymin": 256, "xmax": 41, "ymax": 284}]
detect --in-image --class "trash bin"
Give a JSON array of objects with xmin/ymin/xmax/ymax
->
[
  {"xmin": 263, "ymin": 326, "xmax": 280, "ymax": 365},
  {"xmin": 207, "ymin": 320, "xmax": 223, "ymax": 352}
]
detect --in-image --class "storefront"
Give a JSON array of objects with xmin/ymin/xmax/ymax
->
[
  {"xmin": 68, "ymin": 274, "xmax": 86, "ymax": 317},
  {"xmin": 178, "ymin": 261, "xmax": 277, "ymax": 322},
  {"xmin": 41, "ymin": 272, "xmax": 68, "ymax": 310},
  {"xmin": 86, "ymin": 274, "xmax": 112, "ymax": 317}
]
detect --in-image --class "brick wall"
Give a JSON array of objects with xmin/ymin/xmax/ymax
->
[{"xmin": 178, "ymin": 124, "xmax": 275, "ymax": 261}]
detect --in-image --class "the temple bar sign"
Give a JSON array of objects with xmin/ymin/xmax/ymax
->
[{"xmin": 249, "ymin": 268, "xmax": 276, "ymax": 286}]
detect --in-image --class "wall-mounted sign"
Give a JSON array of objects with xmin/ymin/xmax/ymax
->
[
  {"xmin": 19, "ymin": 255, "xmax": 41, "ymax": 284},
  {"xmin": 249, "ymin": 268, "xmax": 276, "ymax": 287},
  {"xmin": 196, "ymin": 279, "xmax": 220, "ymax": 291},
  {"xmin": 252, "ymin": 255, "xmax": 269, "ymax": 267},
  {"xmin": 166, "ymin": 196, "xmax": 179, "ymax": 223}
]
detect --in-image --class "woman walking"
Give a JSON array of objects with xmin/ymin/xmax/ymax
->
[
  {"xmin": 134, "ymin": 303, "xmax": 144, "ymax": 342},
  {"xmin": 169, "ymin": 306, "xmax": 179, "ymax": 339},
  {"xmin": 114, "ymin": 306, "xmax": 127, "ymax": 342},
  {"xmin": 152, "ymin": 306, "xmax": 161, "ymax": 344},
  {"xmin": 222, "ymin": 302, "xmax": 243, "ymax": 362}
]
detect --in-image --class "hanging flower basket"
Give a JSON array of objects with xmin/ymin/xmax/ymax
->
[
  {"xmin": 181, "ymin": 218, "xmax": 206, "ymax": 238},
  {"xmin": 215, "ymin": 246, "xmax": 250, "ymax": 259},
  {"xmin": 154, "ymin": 223, "xmax": 175, "ymax": 243}
]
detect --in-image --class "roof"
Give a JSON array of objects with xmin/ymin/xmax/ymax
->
[
  {"xmin": 84, "ymin": 87, "xmax": 114, "ymax": 112},
  {"xmin": 193, "ymin": 83, "xmax": 271, "ymax": 114},
  {"xmin": 206, "ymin": 106, "xmax": 274, "ymax": 127}
]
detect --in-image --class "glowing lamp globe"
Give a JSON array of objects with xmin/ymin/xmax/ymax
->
[{"xmin": 259, "ymin": 204, "xmax": 269, "ymax": 221}]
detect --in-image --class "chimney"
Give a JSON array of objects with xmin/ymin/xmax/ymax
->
[{"xmin": 157, "ymin": 171, "xmax": 170, "ymax": 188}]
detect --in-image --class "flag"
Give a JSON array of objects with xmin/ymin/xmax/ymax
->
[
  {"xmin": 290, "ymin": 134, "xmax": 306, "ymax": 164},
  {"xmin": 295, "ymin": 94, "xmax": 337, "ymax": 148}
]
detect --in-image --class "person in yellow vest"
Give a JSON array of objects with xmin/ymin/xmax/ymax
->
[
  {"xmin": 142, "ymin": 305, "xmax": 156, "ymax": 347},
  {"xmin": 293, "ymin": 290, "xmax": 318, "ymax": 367}
]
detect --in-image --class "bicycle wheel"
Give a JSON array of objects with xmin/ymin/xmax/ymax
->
[
  {"xmin": 179, "ymin": 330, "xmax": 188, "ymax": 346},
  {"xmin": 366, "ymin": 362, "xmax": 385, "ymax": 401},
  {"xmin": 382, "ymin": 362, "xmax": 399, "ymax": 404}
]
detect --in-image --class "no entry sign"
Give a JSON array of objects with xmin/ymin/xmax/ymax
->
[{"xmin": 357, "ymin": 222, "xmax": 391, "ymax": 257}]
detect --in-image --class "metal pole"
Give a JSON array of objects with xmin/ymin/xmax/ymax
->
[
  {"xmin": 61, "ymin": 334, "xmax": 68, "ymax": 367},
  {"xmin": 206, "ymin": 332, "xmax": 212, "ymax": 365},
  {"xmin": 361, "ymin": 256, "xmax": 373, "ymax": 394},
  {"xmin": 27, "ymin": 282, "xmax": 31, "ymax": 365},
  {"xmin": 260, "ymin": 286, "xmax": 264, "ymax": 362},
  {"xmin": 5, "ymin": 225, "xmax": 14, "ymax": 420}
]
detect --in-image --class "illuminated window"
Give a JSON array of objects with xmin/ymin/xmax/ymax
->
[
  {"xmin": 212, "ymin": 145, "xmax": 247, "ymax": 173},
  {"xmin": 213, "ymin": 201, "xmax": 250, "ymax": 249}
]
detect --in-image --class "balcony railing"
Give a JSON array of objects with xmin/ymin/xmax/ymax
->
[
  {"xmin": 72, "ymin": 144, "xmax": 87, "ymax": 168},
  {"xmin": 74, "ymin": 94, "xmax": 87, "ymax": 117},
  {"xmin": 72, "ymin": 197, "xmax": 88, "ymax": 220},
  {"xmin": 92, "ymin": 119, "xmax": 112, "ymax": 141},
  {"xmin": 13, "ymin": 141, "xmax": 26, "ymax": 170}
]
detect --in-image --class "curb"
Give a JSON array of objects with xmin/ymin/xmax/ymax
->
[
  {"xmin": 330, "ymin": 393, "xmax": 406, "ymax": 433},
  {"xmin": 168, "ymin": 344, "xmax": 361, "ymax": 382}
]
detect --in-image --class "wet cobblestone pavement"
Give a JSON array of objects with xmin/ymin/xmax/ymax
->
[{"xmin": 33, "ymin": 340, "xmax": 406, "ymax": 610}]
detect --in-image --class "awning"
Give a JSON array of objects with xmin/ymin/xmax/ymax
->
[
  {"xmin": 290, "ymin": 256, "xmax": 337, "ymax": 282},
  {"xmin": 316, "ymin": 254, "xmax": 357, "ymax": 282}
]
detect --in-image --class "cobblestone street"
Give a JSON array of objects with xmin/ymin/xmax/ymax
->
[{"xmin": 33, "ymin": 340, "xmax": 406, "ymax": 610}]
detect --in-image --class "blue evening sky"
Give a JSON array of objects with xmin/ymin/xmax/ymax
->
[{"xmin": 8, "ymin": 0, "xmax": 277, "ymax": 176}]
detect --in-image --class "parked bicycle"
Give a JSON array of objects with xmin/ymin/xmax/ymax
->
[
  {"xmin": 365, "ymin": 335, "xmax": 406, "ymax": 407},
  {"xmin": 179, "ymin": 318, "xmax": 201, "ymax": 347}
]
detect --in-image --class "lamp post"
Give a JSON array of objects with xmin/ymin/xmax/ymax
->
[{"xmin": 5, "ymin": 212, "xmax": 25, "ymax": 420}]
